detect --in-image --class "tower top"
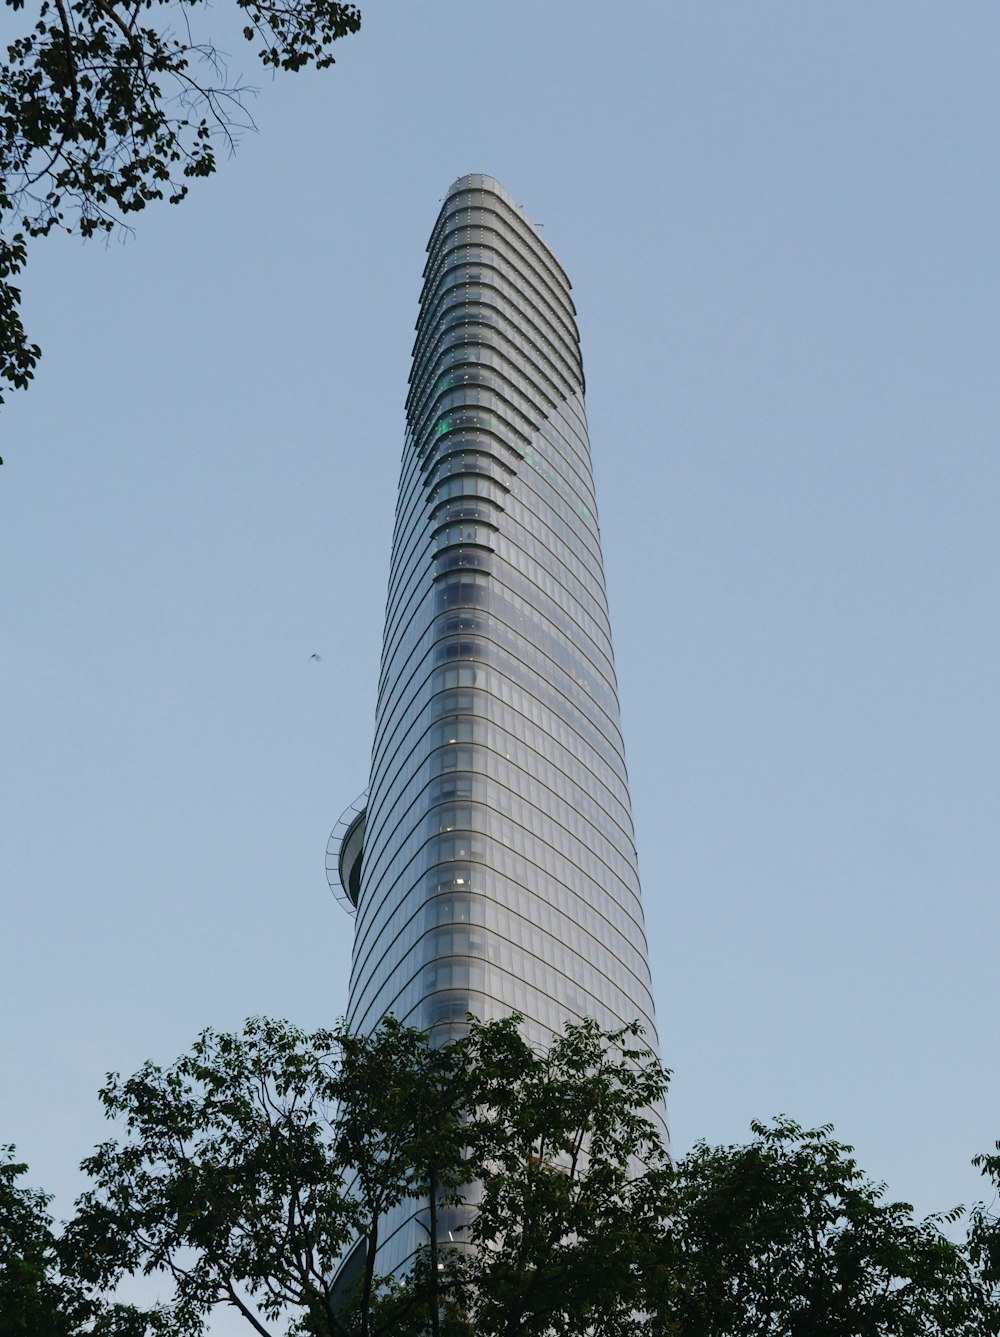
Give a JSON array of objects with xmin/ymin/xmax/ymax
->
[{"xmin": 433, "ymin": 173, "xmax": 570, "ymax": 286}]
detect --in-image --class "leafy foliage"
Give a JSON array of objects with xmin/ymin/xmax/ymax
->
[
  {"xmin": 0, "ymin": 0, "xmax": 361, "ymax": 403},
  {"xmin": 0, "ymin": 1145, "xmax": 78, "ymax": 1335},
  {"xmin": 68, "ymin": 1016, "xmax": 467, "ymax": 1336},
  {"xmin": 67, "ymin": 1015, "xmax": 671, "ymax": 1337},
  {"xmin": 0, "ymin": 1144, "xmax": 150, "ymax": 1335},
  {"xmin": 970, "ymin": 1142, "xmax": 1000, "ymax": 1299},
  {"xmin": 454, "ymin": 1017, "xmax": 671, "ymax": 1337},
  {"xmin": 648, "ymin": 1116, "xmax": 999, "ymax": 1337},
  {"xmin": 7, "ymin": 1017, "xmax": 1000, "ymax": 1336}
]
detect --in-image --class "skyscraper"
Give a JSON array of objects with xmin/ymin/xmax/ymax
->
[{"xmin": 330, "ymin": 173, "xmax": 660, "ymax": 1275}]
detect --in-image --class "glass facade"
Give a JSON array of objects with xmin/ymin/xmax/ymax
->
[{"xmin": 335, "ymin": 174, "xmax": 661, "ymax": 1274}]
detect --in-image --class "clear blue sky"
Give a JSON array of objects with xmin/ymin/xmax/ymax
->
[{"xmin": 2, "ymin": 2, "xmax": 999, "ymax": 1324}]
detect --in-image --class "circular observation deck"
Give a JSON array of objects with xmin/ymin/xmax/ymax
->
[{"xmin": 325, "ymin": 791, "xmax": 367, "ymax": 914}]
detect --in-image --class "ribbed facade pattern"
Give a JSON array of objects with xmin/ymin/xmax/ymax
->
[{"xmin": 343, "ymin": 174, "xmax": 659, "ymax": 1272}]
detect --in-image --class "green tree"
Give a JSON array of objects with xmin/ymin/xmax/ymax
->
[
  {"xmin": 0, "ymin": 1144, "xmax": 152, "ymax": 1335},
  {"xmin": 0, "ymin": 1144, "xmax": 80, "ymax": 1335},
  {"xmin": 65, "ymin": 1015, "xmax": 670, "ymax": 1337},
  {"xmin": 646, "ymin": 1116, "xmax": 999, "ymax": 1337},
  {"xmin": 452, "ymin": 1017, "xmax": 670, "ymax": 1336},
  {"xmin": 970, "ymin": 1142, "xmax": 1000, "ymax": 1303},
  {"xmin": 16, "ymin": 1015, "xmax": 1000, "ymax": 1336},
  {"xmin": 0, "ymin": 0, "xmax": 361, "ymax": 406},
  {"xmin": 67, "ymin": 1016, "xmax": 457, "ymax": 1336}
]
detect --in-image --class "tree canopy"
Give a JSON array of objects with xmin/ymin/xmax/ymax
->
[
  {"xmin": 0, "ymin": 1144, "xmax": 152, "ymax": 1335},
  {"xmin": 65, "ymin": 1014, "xmax": 671, "ymax": 1337},
  {"xmin": 652, "ymin": 1117, "xmax": 1000, "ymax": 1337},
  {"xmin": 3, "ymin": 1015, "xmax": 999, "ymax": 1336},
  {"xmin": 1, "ymin": 1144, "xmax": 82, "ymax": 1335},
  {"xmin": 0, "ymin": 0, "xmax": 361, "ymax": 405}
]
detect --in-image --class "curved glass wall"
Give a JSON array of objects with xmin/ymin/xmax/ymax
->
[{"xmin": 342, "ymin": 174, "xmax": 661, "ymax": 1274}]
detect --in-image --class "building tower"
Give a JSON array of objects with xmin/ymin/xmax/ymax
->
[{"xmin": 331, "ymin": 173, "xmax": 660, "ymax": 1275}]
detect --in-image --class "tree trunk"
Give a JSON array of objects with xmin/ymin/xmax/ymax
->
[{"xmin": 429, "ymin": 1165, "xmax": 441, "ymax": 1337}]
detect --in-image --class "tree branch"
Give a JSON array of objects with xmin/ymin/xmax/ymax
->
[
  {"xmin": 20, "ymin": 0, "xmax": 81, "ymax": 190},
  {"xmin": 220, "ymin": 1275, "xmax": 276, "ymax": 1337},
  {"xmin": 90, "ymin": 0, "xmax": 139, "ymax": 50}
]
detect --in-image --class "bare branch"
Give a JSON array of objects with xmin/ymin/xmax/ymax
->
[{"xmin": 220, "ymin": 1275, "xmax": 276, "ymax": 1337}]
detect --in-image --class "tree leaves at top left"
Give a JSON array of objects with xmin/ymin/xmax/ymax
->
[{"xmin": 0, "ymin": 0, "xmax": 361, "ymax": 408}]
